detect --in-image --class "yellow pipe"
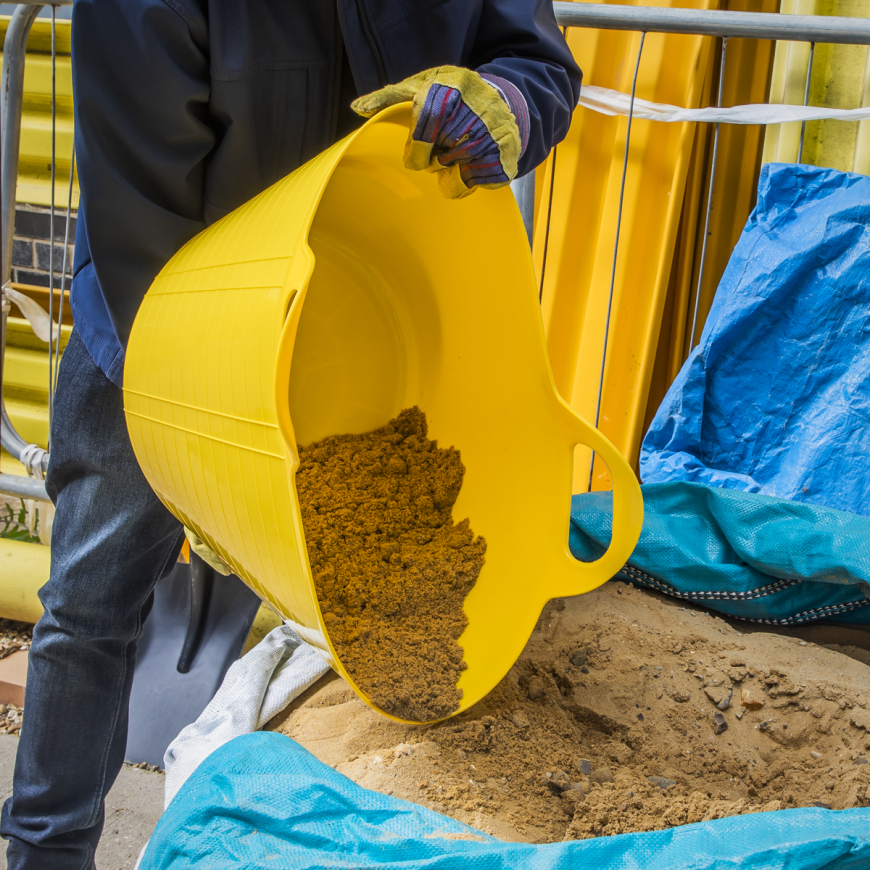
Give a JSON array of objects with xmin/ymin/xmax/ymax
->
[{"xmin": 0, "ymin": 539, "xmax": 46, "ymax": 623}]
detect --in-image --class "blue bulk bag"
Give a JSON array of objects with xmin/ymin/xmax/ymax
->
[
  {"xmin": 140, "ymin": 732, "xmax": 870, "ymax": 869},
  {"xmin": 569, "ymin": 483, "xmax": 870, "ymax": 625},
  {"xmin": 571, "ymin": 163, "xmax": 870, "ymax": 625}
]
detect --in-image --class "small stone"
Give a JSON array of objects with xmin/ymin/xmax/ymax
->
[
  {"xmin": 570, "ymin": 647, "xmax": 588, "ymax": 667},
  {"xmin": 812, "ymin": 802, "xmax": 832, "ymax": 810},
  {"xmin": 392, "ymin": 743, "xmax": 415, "ymax": 758},
  {"xmin": 547, "ymin": 769, "xmax": 571, "ymax": 794},
  {"xmin": 637, "ymin": 713, "xmax": 645, "ymax": 722},
  {"xmin": 560, "ymin": 790, "xmax": 585, "ymax": 814},
  {"xmin": 589, "ymin": 767, "xmax": 615, "ymax": 785},
  {"xmin": 456, "ymin": 750, "xmax": 467, "ymax": 759},
  {"xmin": 510, "ymin": 710, "xmax": 530, "ymax": 729},
  {"xmin": 526, "ymin": 676, "xmax": 545, "ymax": 700},
  {"xmin": 736, "ymin": 709, "xmax": 745, "ymax": 720},
  {"xmin": 741, "ymin": 687, "xmax": 765, "ymax": 710},
  {"xmin": 580, "ymin": 666, "xmax": 590, "ymax": 675},
  {"xmin": 811, "ymin": 751, "xmax": 822, "ymax": 759},
  {"xmin": 0, "ymin": 705, "xmax": 7, "ymax": 715},
  {"xmin": 717, "ymin": 689, "xmax": 733, "ymax": 711},
  {"xmin": 713, "ymin": 712, "xmax": 728, "ymax": 735},
  {"xmin": 759, "ymin": 721, "xmax": 769, "ymax": 732},
  {"xmin": 577, "ymin": 759, "xmax": 594, "ymax": 776},
  {"xmin": 647, "ymin": 775, "xmax": 676, "ymax": 790},
  {"xmin": 853, "ymin": 757, "xmax": 869, "ymax": 766},
  {"xmin": 704, "ymin": 686, "xmax": 725, "ymax": 704},
  {"xmin": 730, "ymin": 658, "xmax": 745, "ymax": 668}
]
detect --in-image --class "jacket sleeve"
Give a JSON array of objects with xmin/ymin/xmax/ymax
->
[
  {"xmin": 471, "ymin": 0, "xmax": 582, "ymax": 176},
  {"xmin": 72, "ymin": 0, "xmax": 214, "ymax": 349}
]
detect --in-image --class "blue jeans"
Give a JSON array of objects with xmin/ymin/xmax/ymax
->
[{"xmin": 1, "ymin": 329, "xmax": 184, "ymax": 869}]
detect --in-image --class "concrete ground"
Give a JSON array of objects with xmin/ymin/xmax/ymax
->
[{"xmin": 0, "ymin": 734, "xmax": 165, "ymax": 869}]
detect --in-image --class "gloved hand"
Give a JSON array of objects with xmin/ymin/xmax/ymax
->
[
  {"xmin": 184, "ymin": 526, "xmax": 232, "ymax": 576},
  {"xmin": 352, "ymin": 66, "xmax": 529, "ymax": 199}
]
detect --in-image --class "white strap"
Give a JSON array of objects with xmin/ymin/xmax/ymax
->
[
  {"xmin": 578, "ymin": 84, "xmax": 870, "ymax": 125},
  {"xmin": 19, "ymin": 443, "xmax": 48, "ymax": 480},
  {"xmin": 2, "ymin": 284, "xmax": 59, "ymax": 346}
]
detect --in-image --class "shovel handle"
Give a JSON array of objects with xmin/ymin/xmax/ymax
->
[{"xmin": 560, "ymin": 404, "xmax": 644, "ymax": 595}]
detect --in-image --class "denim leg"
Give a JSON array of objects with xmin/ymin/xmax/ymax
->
[{"xmin": 1, "ymin": 330, "xmax": 183, "ymax": 870}]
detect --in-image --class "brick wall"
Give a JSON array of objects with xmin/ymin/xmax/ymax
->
[{"xmin": 11, "ymin": 204, "xmax": 76, "ymax": 289}]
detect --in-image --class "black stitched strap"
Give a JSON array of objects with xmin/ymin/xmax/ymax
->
[{"xmin": 620, "ymin": 564, "xmax": 870, "ymax": 625}]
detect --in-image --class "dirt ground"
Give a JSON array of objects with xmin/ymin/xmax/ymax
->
[
  {"xmin": 0, "ymin": 621, "xmax": 30, "ymax": 738},
  {"xmin": 269, "ymin": 581, "xmax": 870, "ymax": 843}
]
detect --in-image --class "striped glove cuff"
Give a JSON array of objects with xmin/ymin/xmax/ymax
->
[{"xmin": 479, "ymin": 73, "xmax": 530, "ymax": 156}]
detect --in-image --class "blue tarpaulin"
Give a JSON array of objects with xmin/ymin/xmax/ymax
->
[
  {"xmin": 571, "ymin": 163, "xmax": 870, "ymax": 625},
  {"xmin": 643, "ymin": 162, "xmax": 870, "ymax": 514},
  {"xmin": 140, "ymin": 732, "xmax": 870, "ymax": 869}
]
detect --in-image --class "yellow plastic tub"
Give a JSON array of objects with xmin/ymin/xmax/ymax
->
[{"xmin": 123, "ymin": 105, "xmax": 643, "ymax": 723}]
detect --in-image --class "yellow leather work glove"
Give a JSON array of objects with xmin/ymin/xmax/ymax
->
[
  {"xmin": 184, "ymin": 527, "xmax": 232, "ymax": 576},
  {"xmin": 352, "ymin": 66, "xmax": 529, "ymax": 199}
]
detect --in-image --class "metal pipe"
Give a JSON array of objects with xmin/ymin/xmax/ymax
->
[
  {"xmin": 48, "ymin": 4, "xmax": 57, "ymax": 430},
  {"xmin": 1, "ymin": 3, "xmax": 69, "ymax": 473},
  {"xmin": 54, "ymin": 147, "xmax": 76, "ymax": 391},
  {"xmin": 511, "ymin": 173, "xmax": 535, "ymax": 247},
  {"xmin": 798, "ymin": 42, "xmax": 816, "ymax": 162},
  {"xmin": 553, "ymin": 3, "xmax": 870, "ymax": 45},
  {"xmin": 0, "ymin": 472, "xmax": 49, "ymax": 501},
  {"xmin": 1, "ymin": 4, "xmax": 42, "ymax": 289},
  {"xmin": 1, "ymin": 4, "xmax": 42, "ymax": 466},
  {"xmin": 588, "ymin": 31, "xmax": 647, "ymax": 492},
  {"xmin": 689, "ymin": 37, "xmax": 728, "ymax": 354},
  {"xmin": 538, "ymin": 145, "xmax": 558, "ymax": 302}
]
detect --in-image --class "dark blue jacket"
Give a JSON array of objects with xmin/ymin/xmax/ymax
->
[{"xmin": 70, "ymin": 0, "xmax": 582, "ymax": 386}]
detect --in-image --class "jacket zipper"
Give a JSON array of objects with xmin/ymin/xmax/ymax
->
[{"xmin": 354, "ymin": 0, "xmax": 387, "ymax": 87}]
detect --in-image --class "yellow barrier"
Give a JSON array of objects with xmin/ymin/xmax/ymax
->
[
  {"xmin": 646, "ymin": 0, "xmax": 779, "ymax": 427},
  {"xmin": 763, "ymin": 0, "xmax": 870, "ymax": 172},
  {"xmin": 0, "ymin": 17, "xmax": 77, "ymax": 207},
  {"xmin": 536, "ymin": 0, "xmax": 719, "ymax": 492}
]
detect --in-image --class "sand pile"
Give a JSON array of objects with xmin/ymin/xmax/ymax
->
[
  {"xmin": 298, "ymin": 407, "xmax": 486, "ymax": 722},
  {"xmin": 270, "ymin": 582, "xmax": 870, "ymax": 842}
]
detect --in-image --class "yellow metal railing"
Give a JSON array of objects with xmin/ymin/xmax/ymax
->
[{"xmin": 0, "ymin": 16, "xmax": 76, "ymax": 208}]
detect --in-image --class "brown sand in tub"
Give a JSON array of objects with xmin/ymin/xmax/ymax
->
[{"xmin": 296, "ymin": 407, "xmax": 486, "ymax": 722}]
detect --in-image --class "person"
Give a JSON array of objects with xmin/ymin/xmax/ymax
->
[{"xmin": 1, "ymin": 1, "xmax": 582, "ymax": 867}]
